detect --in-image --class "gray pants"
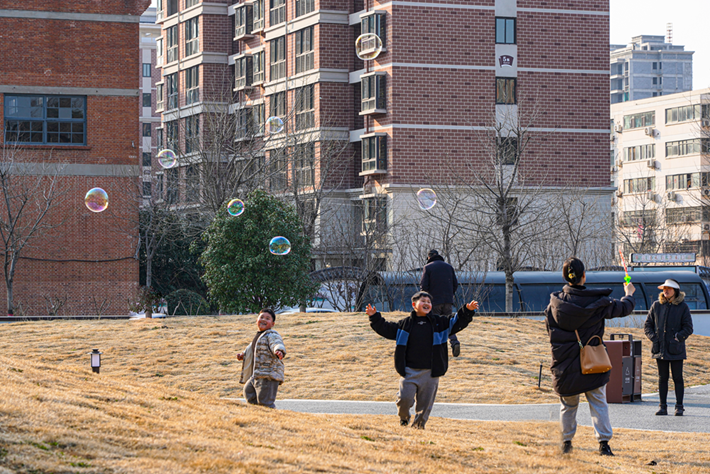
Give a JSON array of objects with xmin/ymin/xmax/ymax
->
[
  {"xmin": 431, "ymin": 303, "xmax": 459, "ymax": 345},
  {"xmin": 244, "ymin": 377, "xmax": 280, "ymax": 408},
  {"xmin": 397, "ymin": 367, "xmax": 439, "ymax": 429},
  {"xmin": 560, "ymin": 384, "xmax": 613, "ymax": 442}
]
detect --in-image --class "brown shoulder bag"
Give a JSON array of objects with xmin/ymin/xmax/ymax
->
[{"xmin": 575, "ymin": 330, "xmax": 612, "ymax": 374}]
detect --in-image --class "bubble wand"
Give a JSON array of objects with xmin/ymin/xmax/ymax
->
[{"xmin": 618, "ymin": 249, "xmax": 631, "ymax": 284}]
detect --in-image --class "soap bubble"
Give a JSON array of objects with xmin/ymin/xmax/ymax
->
[
  {"xmin": 355, "ymin": 33, "xmax": 383, "ymax": 60},
  {"xmin": 227, "ymin": 198, "xmax": 245, "ymax": 216},
  {"xmin": 269, "ymin": 236, "xmax": 291, "ymax": 255},
  {"xmin": 157, "ymin": 149, "xmax": 177, "ymax": 169},
  {"xmin": 417, "ymin": 188, "xmax": 437, "ymax": 211},
  {"xmin": 85, "ymin": 187, "xmax": 109, "ymax": 213},
  {"xmin": 266, "ymin": 116, "xmax": 284, "ymax": 134}
]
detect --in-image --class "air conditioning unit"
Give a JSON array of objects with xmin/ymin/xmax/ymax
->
[
  {"xmin": 703, "ymin": 187, "xmax": 710, "ymax": 198},
  {"xmin": 667, "ymin": 191, "xmax": 676, "ymax": 201},
  {"xmin": 616, "ymin": 190, "xmax": 624, "ymax": 198},
  {"xmin": 704, "ymin": 224, "xmax": 710, "ymax": 231},
  {"xmin": 616, "ymin": 159, "xmax": 624, "ymax": 168},
  {"xmin": 644, "ymin": 127, "xmax": 655, "ymax": 136},
  {"xmin": 646, "ymin": 190, "xmax": 655, "ymax": 200},
  {"xmin": 702, "ymin": 118, "xmax": 710, "ymax": 128},
  {"xmin": 646, "ymin": 160, "xmax": 657, "ymax": 170},
  {"xmin": 614, "ymin": 124, "xmax": 623, "ymax": 133},
  {"xmin": 611, "ymin": 165, "xmax": 617, "ymax": 173}
]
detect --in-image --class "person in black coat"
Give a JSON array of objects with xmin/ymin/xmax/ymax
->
[
  {"xmin": 545, "ymin": 257, "xmax": 636, "ymax": 456},
  {"xmin": 420, "ymin": 249, "xmax": 461, "ymax": 356},
  {"xmin": 644, "ymin": 279, "xmax": 693, "ymax": 416}
]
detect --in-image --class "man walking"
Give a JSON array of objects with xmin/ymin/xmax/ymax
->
[{"xmin": 420, "ymin": 249, "xmax": 461, "ymax": 356}]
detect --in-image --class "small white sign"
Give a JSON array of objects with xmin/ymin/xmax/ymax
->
[{"xmin": 631, "ymin": 252, "xmax": 696, "ymax": 263}]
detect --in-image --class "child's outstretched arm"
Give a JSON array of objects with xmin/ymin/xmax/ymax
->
[
  {"xmin": 366, "ymin": 303, "xmax": 398, "ymax": 340},
  {"xmin": 267, "ymin": 333, "xmax": 286, "ymax": 360},
  {"xmin": 450, "ymin": 300, "xmax": 479, "ymax": 335}
]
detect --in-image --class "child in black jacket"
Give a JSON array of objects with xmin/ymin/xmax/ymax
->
[{"xmin": 366, "ymin": 291, "xmax": 479, "ymax": 428}]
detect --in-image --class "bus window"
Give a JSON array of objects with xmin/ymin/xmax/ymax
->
[
  {"xmin": 364, "ymin": 284, "xmax": 390, "ymax": 312},
  {"xmin": 648, "ymin": 282, "xmax": 707, "ymax": 310},
  {"xmin": 518, "ymin": 284, "xmax": 566, "ymax": 312},
  {"xmin": 586, "ymin": 283, "xmax": 647, "ymax": 311},
  {"xmin": 388, "ymin": 284, "xmax": 418, "ymax": 312},
  {"xmin": 475, "ymin": 284, "xmax": 520, "ymax": 313}
]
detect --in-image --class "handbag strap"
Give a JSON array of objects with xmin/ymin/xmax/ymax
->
[{"xmin": 575, "ymin": 329, "xmax": 583, "ymax": 349}]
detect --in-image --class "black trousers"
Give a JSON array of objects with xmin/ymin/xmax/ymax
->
[{"xmin": 656, "ymin": 359, "xmax": 684, "ymax": 407}]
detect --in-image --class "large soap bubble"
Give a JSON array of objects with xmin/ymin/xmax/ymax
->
[
  {"xmin": 269, "ymin": 236, "xmax": 291, "ymax": 255},
  {"xmin": 266, "ymin": 116, "xmax": 284, "ymax": 134},
  {"xmin": 85, "ymin": 188, "xmax": 109, "ymax": 213},
  {"xmin": 355, "ymin": 33, "xmax": 383, "ymax": 60},
  {"xmin": 416, "ymin": 188, "xmax": 437, "ymax": 211},
  {"xmin": 157, "ymin": 149, "xmax": 177, "ymax": 169},
  {"xmin": 227, "ymin": 198, "xmax": 245, "ymax": 216}
]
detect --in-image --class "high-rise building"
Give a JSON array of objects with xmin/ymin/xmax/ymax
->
[
  {"xmin": 139, "ymin": 7, "xmax": 162, "ymax": 205},
  {"xmin": 154, "ymin": 0, "xmax": 612, "ymax": 270},
  {"xmin": 610, "ymin": 35, "xmax": 693, "ymax": 105},
  {"xmin": 0, "ymin": 0, "xmax": 149, "ymax": 315}
]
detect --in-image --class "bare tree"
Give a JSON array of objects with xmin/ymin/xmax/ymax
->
[{"xmin": 0, "ymin": 144, "xmax": 69, "ymax": 314}]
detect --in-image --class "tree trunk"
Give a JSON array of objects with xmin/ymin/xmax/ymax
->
[
  {"xmin": 145, "ymin": 254, "xmax": 153, "ymax": 289},
  {"xmin": 6, "ymin": 279, "xmax": 13, "ymax": 316}
]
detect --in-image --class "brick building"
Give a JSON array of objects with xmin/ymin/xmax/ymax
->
[
  {"xmin": 153, "ymin": 0, "xmax": 612, "ymax": 271},
  {"xmin": 0, "ymin": 1, "xmax": 150, "ymax": 315}
]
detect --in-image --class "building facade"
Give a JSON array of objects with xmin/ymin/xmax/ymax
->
[
  {"xmin": 140, "ymin": 7, "xmax": 162, "ymax": 205},
  {"xmin": 611, "ymin": 88, "xmax": 710, "ymax": 264},
  {"xmin": 153, "ymin": 0, "xmax": 612, "ymax": 271},
  {"xmin": 610, "ymin": 35, "xmax": 693, "ymax": 105},
  {"xmin": 0, "ymin": 1, "xmax": 150, "ymax": 315}
]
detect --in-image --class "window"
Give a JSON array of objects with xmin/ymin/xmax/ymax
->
[
  {"xmin": 166, "ymin": 168, "xmax": 179, "ymax": 203},
  {"xmin": 623, "ymin": 177, "xmax": 655, "ymax": 194},
  {"xmin": 620, "ymin": 209, "xmax": 656, "ymax": 227},
  {"xmin": 269, "ymin": 0, "xmax": 285, "ymax": 26},
  {"xmin": 269, "ymin": 148, "xmax": 287, "ymax": 192},
  {"xmin": 497, "ymin": 137, "xmax": 518, "ymax": 165},
  {"xmin": 361, "ymin": 12, "xmax": 386, "ymax": 42},
  {"xmin": 361, "ymin": 73, "xmax": 386, "ymax": 113},
  {"xmin": 237, "ymin": 107, "xmax": 253, "ymax": 138},
  {"xmin": 295, "ymin": 27, "xmax": 314, "ymax": 74},
  {"xmin": 294, "ymin": 142, "xmax": 315, "ymax": 187},
  {"xmin": 666, "ymin": 139, "xmax": 709, "ymax": 158},
  {"xmin": 185, "ymin": 165, "xmax": 199, "ymax": 202},
  {"xmin": 295, "ymin": 85, "xmax": 315, "ymax": 130},
  {"xmin": 495, "ymin": 17, "xmax": 516, "ymax": 44},
  {"xmin": 156, "ymin": 0, "xmax": 163, "ymax": 21},
  {"xmin": 253, "ymin": 103, "xmax": 265, "ymax": 133},
  {"xmin": 142, "ymin": 63, "xmax": 151, "ymax": 77},
  {"xmin": 165, "ymin": 120, "xmax": 179, "ymax": 151},
  {"xmin": 185, "ymin": 115, "xmax": 199, "ymax": 154},
  {"xmin": 235, "ymin": 5, "xmax": 252, "ymax": 38},
  {"xmin": 623, "ymin": 111, "xmax": 654, "ymax": 129},
  {"xmin": 666, "ymin": 207, "xmax": 708, "ymax": 225},
  {"xmin": 270, "ymin": 91, "xmax": 286, "ymax": 118},
  {"xmin": 270, "ymin": 36, "xmax": 286, "ymax": 81},
  {"xmin": 623, "ymin": 144, "xmax": 655, "ymax": 162},
  {"xmin": 167, "ymin": 0, "xmax": 178, "ymax": 16},
  {"xmin": 4, "ymin": 95, "xmax": 86, "ymax": 145},
  {"xmin": 156, "ymin": 174, "xmax": 164, "ymax": 198},
  {"xmin": 142, "ymin": 152, "xmax": 152, "ymax": 167},
  {"xmin": 142, "ymin": 123, "xmax": 152, "ymax": 137},
  {"xmin": 235, "ymin": 57, "xmax": 252, "ymax": 90},
  {"xmin": 495, "ymin": 78, "xmax": 516, "ymax": 104},
  {"xmin": 142, "ymin": 93, "xmax": 152, "ymax": 108},
  {"xmin": 156, "ymin": 37, "xmax": 163, "ymax": 67},
  {"xmin": 666, "ymin": 104, "xmax": 702, "ymax": 124},
  {"xmin": 166, "ymin": 73, "xmax": 178, "ymax": 110},
  {"xmin": 156, "ymin": 127, "xmax": 163, "ymax": 149},
  {"xmin": 185, "ymin": 0, "xmax": 199, "ymax": 8},
  {"xmin": 143, "ymin": 181, "xmax": 152, "ymax": 197},
  {"xmin": 362, "ymin": 197, "xmax": 388, "ymax": 234},
  {"xmin": 185, "ymin": 66, "xmax": 199, "ymax": 105},
  {"xmin": 361, "ymin": 134, "xmax": 387, "ymax": 173},
  {"xmin": 666, "ymin": 172, "xmax": 703, "ymax": 190},
  {"xmin": 185, "ymin": 18, "xmax": 199, "ymax": 57},
  {"xmin": 166, "ymin": 25, "xmax": 178, "ymax": 63},
  {"xmin": 652, "ymin": 62, "xmax": 657, "ymax": 70},
  {"xmin": 156, "ymin": 83, "xmax": 164, "ymax": 111},
  {"xmin": 252, "ymin": 51, "xmax": 265, "ymax": 83},
  {"xmin": 252, "ymin": 0, "xmax": 265, "ymax": 31},
  {"xmin": 295, "ymin": 0, "xmax": 314, "ymax": 17}
]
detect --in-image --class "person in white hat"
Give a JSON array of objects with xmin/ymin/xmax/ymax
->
[{"xmin": 644, "ymin": 279, "xmax": 694, "ymax": 416}]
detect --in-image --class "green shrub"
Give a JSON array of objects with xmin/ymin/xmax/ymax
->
[{"xmin": 166, "ymin": 289, "xmax": 210, "ymax": 316}]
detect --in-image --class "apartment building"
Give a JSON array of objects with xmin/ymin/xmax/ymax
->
[
  {"xmin": 153, "ymin": 0, "xmax": 612, "ymax": 270},
  {"xmin": 610, "ymin": 35, "xmax": 693, "ymax": 105},
  {"xmin": 0, "ymin": 0, "xmax": 150, "ymax": 315},
  {"xmin": 611, "ymin": 88, "xmax": 710, "ymax": 263},
  {"xmin": 140, "ymin": 7, "xmax": 163, "ymax": 203}
]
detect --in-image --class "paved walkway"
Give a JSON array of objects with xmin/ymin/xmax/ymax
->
[{"xmin": 227, "ymin": 384, "xmax": 710, "ymax": 433}]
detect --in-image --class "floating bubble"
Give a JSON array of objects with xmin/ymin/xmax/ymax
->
[
  {"xmin": 157, "ymin": 149, "xmax": 177, "ymax": 169},
  {"xmin": 417, "ymin": 188, "xmax": 437, "ymax": 211},
  {"xmin": 85, "ymin": 187, "xmax": 109, "ymax": 213},
  {"xmin": 269, "ymin": 236, "xmax": 291, "ymax": 255},
  {"xmin": 227, "ymin": 198, "xmax": 245, "ymax": 217},
  {"xmin": 355, "ymin": 33, "xmax": 383, "ymax": 61},
  {"xmin": 266, "ymin": 116, "xmax": 284, "ymax": 134}
]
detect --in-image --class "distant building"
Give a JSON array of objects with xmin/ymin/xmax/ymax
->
[
  {"xmin": 611, "ymin": 35, "xmax": 693, "ymax": 104},
  {"xmin": 611, "ymin": 88, "xmax": 710, "ymax": 264},
  {"xmin": 139, "ymin": 7, "xmax": 162, "ymax": 204}
]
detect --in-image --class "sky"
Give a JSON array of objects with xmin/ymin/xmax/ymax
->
[{"xmin": 610, "ymin": 0, "xmax": 710, "ymax": 90}]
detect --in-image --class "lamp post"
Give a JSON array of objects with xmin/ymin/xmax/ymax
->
[{"xmin": 89, "ymin": 349, "xmax": 102, "ymax": 374}]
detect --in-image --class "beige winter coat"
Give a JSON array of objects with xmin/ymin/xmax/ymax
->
[{"xmin": 239, "ymin": 329, "xmax": 286, "ymax": 384}]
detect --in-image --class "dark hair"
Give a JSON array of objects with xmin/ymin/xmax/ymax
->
[
  {"xmin": 562, "ymin": 257, "xmax": 585, "ymax": 286},
  {"xmin": 260, "ymin": 308, "xmax": 276, "ymax": 322},
  {"xmin": 411, "ymin": 291, "xmax": 432, "ymax": 303},
  {"xmin": 427, "ymin": 249, "xmax": 439, "ymax": 259}
]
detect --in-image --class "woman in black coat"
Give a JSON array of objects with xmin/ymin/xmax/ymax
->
[
  {"xmin": 644, "ymin": 279, "xmax": 693, "ymax": 416},
  {"xmin": 545, "ymin": 257, "xmax": 636, "ymax": 456}
]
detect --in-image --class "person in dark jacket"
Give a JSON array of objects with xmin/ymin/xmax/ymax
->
[
  {"xmin": 545, "ymin": 257, "xmax": 635, "ymax": 456},
  {"xmin": 366, "ymin": 291, "xmax": 478, "ymax": 429},
  {"xmin": 420, "ymin": 249, "xmax": 462, "ymax": 356},
  {"xmin": 644, "ymin": 278, "xmax": 693, "ymax": 416}
]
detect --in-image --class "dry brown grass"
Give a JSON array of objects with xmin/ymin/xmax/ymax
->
[{"xmin": 0, "ymin": 313, "xmax": 709, "ymax": 473}]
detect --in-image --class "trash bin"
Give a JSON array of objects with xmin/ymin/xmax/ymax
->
[{"xmin": 605, "ymin": 333, "xmax": 641, "ymax": 403}]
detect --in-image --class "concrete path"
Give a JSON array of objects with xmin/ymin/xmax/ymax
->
[{"xmin": 227, "ymin": 384, "xmax": 710, "ymax": 434}]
